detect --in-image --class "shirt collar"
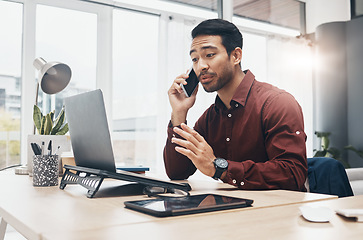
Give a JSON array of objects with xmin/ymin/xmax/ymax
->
[{"xmin": 214, "ymin": 70, "xmax": 255, "ymax": 111}]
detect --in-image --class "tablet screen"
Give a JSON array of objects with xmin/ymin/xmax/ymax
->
[{"xmin": 124, "ymin": 194, "xmax": 253, "ymax": 217}]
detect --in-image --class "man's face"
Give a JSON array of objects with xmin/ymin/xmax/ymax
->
[{"xmin": 190, "ymin": 35, "xmax": 234, "ymax": 93}]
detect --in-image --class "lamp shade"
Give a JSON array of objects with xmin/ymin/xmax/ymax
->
[{"xmin": 33, "ymin": 57, "xmax": 71, "ymax": 94}]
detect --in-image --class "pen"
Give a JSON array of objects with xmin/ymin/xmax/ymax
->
[
  {"xmin": 41, "ymin": 141, "xmax": 45, "ymax": 156},
  {"xmin": 30, "ymin": 143, "xmax": 35, "ymax": 155},
  {"xmin": 48, "ymin": 140, "xmax": 52, "ymax": 155},
  {"xmin": 31, "ymin": 143, "xmax": 41, "ymax": 155},
  {"xmin": 53, "ymin": 146, "xmax": 61, "ymax": 156},
  {"xmin": 32, "ymin": 143, "xmax": 42, "ymax": 155},
  {"xmin": 34, "ymin": 143, "xmax": 42, "ymax": 155}
]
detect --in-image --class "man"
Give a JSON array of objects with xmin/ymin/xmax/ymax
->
[{"xmin": 163, "ymin": 19, "xmax": 307, "ymax": 191}]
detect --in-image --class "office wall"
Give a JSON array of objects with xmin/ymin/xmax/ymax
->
[
  {"xmin": 314, "ymin": 21, "xmax": 348, "ymax": 162},
  {"xmin": 346, "ymin": 16, "xmax": 363, "ymax": 167},
  {"xmin": 305, "ymin": 0, "xmax": 350, "ymax": 33},
  {"xmin": 314, "ymin": 16, "xmax": 363, "ymax": 167}
]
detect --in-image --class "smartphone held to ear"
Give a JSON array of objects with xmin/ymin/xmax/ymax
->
[{"xmin": 180, "ymin": 68, "xmax": 199, "ymax": 97}]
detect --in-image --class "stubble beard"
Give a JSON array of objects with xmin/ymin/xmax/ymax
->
[{"xmin": 201, "ymin": 64, "xmax": 234, "ymax": 93}]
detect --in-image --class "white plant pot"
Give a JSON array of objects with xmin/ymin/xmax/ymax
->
[{"xmin": 27, "ymin": 135, "xmax": 71, "ymax": 176}]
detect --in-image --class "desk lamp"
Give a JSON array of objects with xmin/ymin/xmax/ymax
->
[
  {"xmin": 32, "ymin": 57, "xmax": 72, "ymax": 133},
  {"xmin": 33, "ymin": 57, "xmax": 72, "ymax": 105}
]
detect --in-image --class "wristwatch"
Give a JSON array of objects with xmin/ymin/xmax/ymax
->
[{"xmin": 213, "ymin": 158, "xmax": 228, "ymax": 180}]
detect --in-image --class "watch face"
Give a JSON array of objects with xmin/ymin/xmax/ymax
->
[{"xmin": 215, "ymin": 158, "xmax": 228, "ymax": 168}]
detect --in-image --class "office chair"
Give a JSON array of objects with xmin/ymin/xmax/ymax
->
[{"xmin": 307, "ymin": 157, "xmax": 354, "ymax": 197}]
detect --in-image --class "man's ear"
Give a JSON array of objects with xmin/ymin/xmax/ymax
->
[{"xmin": 231, "ymin": 47, "xmax": 242, "ymax": 65}]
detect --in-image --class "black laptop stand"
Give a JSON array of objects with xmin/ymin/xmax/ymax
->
[{"xmin": 60, "ymin": 165, "xmax": 192, "ymax": 198}]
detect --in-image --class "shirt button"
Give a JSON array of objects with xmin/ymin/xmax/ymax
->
[
  {"xmin": 240, "ymin": 181, "xmax": 245, "ymax": 186},
  {"xmin": 232, "ymin": 179, "xmax": 237, "ymax": 184},
  {"xmin": 235, "ymin": 104, "xmax": 239, "ymax": 108},
  {"xmin": 226, "ymin": 138, "xmax": 230, "ymax": 142},
  {"xmin": 228, "ymin": 113, "xmax": 232, "ymax": 118}
]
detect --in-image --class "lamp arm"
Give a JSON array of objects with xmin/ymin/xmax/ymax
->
[{"xmin": 34, "ymin": 82, "xmax": 39, "ymax": 134}]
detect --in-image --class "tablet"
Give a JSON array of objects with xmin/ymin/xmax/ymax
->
[
  {"xmin": 116, "ymin": 166, "xmax": 150, "ymax": 174},
  {"xmin": 124, "ymin": 194, "xmax": 253, "ymax": 217}
]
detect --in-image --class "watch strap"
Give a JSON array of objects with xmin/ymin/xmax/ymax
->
[{"xmin": 213, "ymin": 168, "xmax": 224, "ymax": 180}]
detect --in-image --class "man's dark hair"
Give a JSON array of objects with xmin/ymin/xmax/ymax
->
[{"xmin": 191, "ymin": 19, "xmax": 243, "ymax": 55}]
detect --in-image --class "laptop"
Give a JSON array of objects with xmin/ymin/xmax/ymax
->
[
  {"xmin": 65, "ymin": 89, "xmax": 116, "ymax": 172},
  {"xmin": 64, "ymin": 89, "xmax": 191, "ymax": 196}
]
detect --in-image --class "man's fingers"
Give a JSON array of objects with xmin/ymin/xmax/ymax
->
[
  {"xmin": 172, "ymin": 82, "xmax": 184, "ymax": 94},
  {"xmin": 174, "ymin": 146, "xmax": 196, "ymax": 159},
  {"xmin": 172, "ymin": 137, "xmax": 198, "ymax": 153},
  {"xmin": 173, "ymin": 126, "xmax": 200, "ymax": 147},
  {"xmin": 175, "ymin": 74, "xmax": 188, "ymax": 85},
  {"xmin": 180, "ymin": 123, "xmax": 205, "ymax": 142},
  {"xmin": 169, "ymin": 75, "xmax": 188, "ymax": 95}
]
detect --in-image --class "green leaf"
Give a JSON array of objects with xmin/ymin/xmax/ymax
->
[
  {"xmin": 33, "ymin": 105, "xmax": 43, "ymax": 134},
  {"xmin": 43, "ymin": 113, "xmax": 53, "ymax": 135},
  {"xmin": 40, "ymin": 116, "xmax": 46, "ymax": 135},
  {"xmin": 315, "ymin": 131, "xmax": 330, "ymax": 138},
  {"xmin": 321, "ymin": 136, "xmax": 330, "ymax": 150},
  {"xmin": 327, "ymin": 147, "xmax": 341, "ymax": 159},
  {"xmin": 313, "ymin": 150, "xmax": 326, "ymax": 157},
  {"xmin": 51, "ymin": 108, "xmax": 65, "ymax": 135},
  {"xmin": 56, "ymin": 123, "xmax": 69, "ymax": 135},
  {"xmin": 50, "ymin": 110, "xmax": 55, "ymax": 122},
  {"xmin": 345, "ymin": 145, "xmax": 363, "ymax": 159}
]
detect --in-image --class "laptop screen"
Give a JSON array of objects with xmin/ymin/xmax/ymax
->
[{"xmin": 64, "ymin": 89, "xmax": 116, "ymax": 172}]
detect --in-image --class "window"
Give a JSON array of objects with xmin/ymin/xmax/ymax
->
[
  {"xmin": 36, "ymin": 4, "xmax": 97, "ymax": 114},
  {"xmin": 241, "ymin": 32, "xmax": 267, "ymax": 83},
  {"xmin": 164, "ymin": 0, "xmax": 305, "ymax": 32},
  {"xmin": 0, "ymin": 1, "xmax": 23, "ymax": 169},
  {"xmin": 351, "ymin": 0, "xmax": 363, "ymax": 18},
  {"xmin": 112, "ymin": 9, "xmax": 160, "ymax": 169}
]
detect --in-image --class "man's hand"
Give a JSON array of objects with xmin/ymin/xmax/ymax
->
[
  {"xmin": 168, "ymin": 73, "xmax": 198, "ymax": 126},
  {"xmin": 172, "ymin": 123, "xmax": 216, "ymax": 177}
]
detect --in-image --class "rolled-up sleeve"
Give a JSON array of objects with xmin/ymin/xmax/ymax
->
[{"xmin": 163, "ymin": 121, "xmax": 197, "ymax": 180}]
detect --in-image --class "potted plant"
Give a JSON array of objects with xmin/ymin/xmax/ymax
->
[
  {"xmin": 27, "ymin": 105, "xmax": 71, "ymax": 176},
  {"xmin": 33, "ymin": 105, "xmax": 69, "ymax": 135},
  {"xmin": 313, "ymin": 131, "xmax": 350, "ymax": 168}
]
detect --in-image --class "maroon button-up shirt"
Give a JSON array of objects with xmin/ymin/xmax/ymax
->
[{"xmin": 164, "ymin": 70, "xmax": 307, "ymax": 191}]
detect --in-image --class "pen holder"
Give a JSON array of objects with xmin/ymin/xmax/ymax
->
[{"xmin": 33, "ymin": 155, "xmax": 59, "ymax": 187}]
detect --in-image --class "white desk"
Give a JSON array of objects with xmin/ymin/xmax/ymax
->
[
  {"xmin": 0, "ymin": 170, "xmax": 336, "ymax": 240},
  {"xmin": 47, "ymin": 195, "xmax": 363, "ymax": 240}
]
